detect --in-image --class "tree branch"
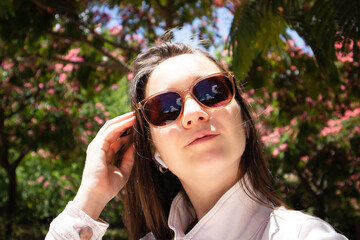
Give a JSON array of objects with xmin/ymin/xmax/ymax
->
[
  {"xmin": 294, "ymin": 166, "xmax": 319, "ymax": 199},
  {"xmin": 51, "ymin": 56, "xmax": 126, "ymax": 71},
  {"xmin": 31, "ymin": 0, "xmax": 139, "ymax": 54},
  {"xmin": 5, "ymin": 75, "xmax": 42, "ymax": 119},
  {"xmin": 153, "ymin": 0, "xmax": 173, "ymax": 29},
  {"xmin": 13, "ymin": 147, "xmax": 30, "ymax": 168},
  {"xmin": 48, "ymin": 31, "xmax": 132, "ymax": 73},
  {"xmin": 0, "ymin": 110, "xmax": 9, "ymax": 169}
]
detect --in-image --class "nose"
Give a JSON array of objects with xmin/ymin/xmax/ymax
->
[{"xmin": 181, "ymin": 95, "xmax": 209, "ymax": 128}]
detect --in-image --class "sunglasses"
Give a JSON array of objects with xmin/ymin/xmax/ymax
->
[{"xmin": 137, "ymin": 71, "xmax": 236, "ymax": 128}]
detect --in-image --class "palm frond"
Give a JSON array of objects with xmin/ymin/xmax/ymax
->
[
  {"xmin": 228, "ymin": 0, "xmax": 262, "ymax": 80},
  {"xmin": 228, "ymin": 0, "xmax": 288, "ymax": 81},
  {"xmin": 0, "ymin": 0, "xmax": 15, "ymax": 20}
]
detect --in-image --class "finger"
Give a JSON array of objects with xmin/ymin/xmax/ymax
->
[
  {"xmin": 111, "ymin": 136, "xmax": 129, "ymax": 154},
  {"xmin": 89, "ymin": 116, "xmax": 134, "ymax": 154},
  {"xmin": 107, "ymin": 137, "xmax": 128, "ymax": 162},
  {"xmin": 118, "ymin": 145, "xmax": 135, "ymax": 179},
  {"xmin": 97, "ymin": 112, "xmax": 134, "ymax": 135},
  {"xmin": 102, "ymin": 116, "xmax": 135, "ymax": 143}
]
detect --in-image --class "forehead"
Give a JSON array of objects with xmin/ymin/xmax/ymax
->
[{"xmin": 146, "ymin": 54, "xmax": 222, "ymax": 97}]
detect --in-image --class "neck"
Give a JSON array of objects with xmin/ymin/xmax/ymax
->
[{"xmin": 180, "ymin": 170, "xmax": 239, "ymax": 220}]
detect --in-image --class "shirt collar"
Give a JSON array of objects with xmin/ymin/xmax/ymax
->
[{"xmin": 168, "ymin": 180, "xmax": 273, "ymax": 239}]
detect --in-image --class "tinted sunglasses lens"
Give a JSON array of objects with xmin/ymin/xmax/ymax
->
[
  {"xmin": 193, "ymin": 75, "xmax": 233, "ymax": 107},
  {"xmin": 144, "ymin": 92, "xmax": 182, "ymax": 126}
]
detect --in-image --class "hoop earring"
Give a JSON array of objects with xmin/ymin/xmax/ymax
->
[
  {"xmin": 158, "ymin": 164, "xmax": 168, "ymax": 173},
  {"xmin": 154, "ymin": 153, "xmax": 168, "ymax": 173}
]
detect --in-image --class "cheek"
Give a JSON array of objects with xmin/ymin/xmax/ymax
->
[
  {"xmin": 150, "ymin": 126, "xmax": 181, "ymax": 155},
  {"xmin": 225, "ymin": 103, "xmax": 247, "ymax": 149}
]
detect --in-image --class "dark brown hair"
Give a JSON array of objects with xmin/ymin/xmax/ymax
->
[{"xmin": 122, "ymin": 42, "xmax": 283, "ymax": 239}]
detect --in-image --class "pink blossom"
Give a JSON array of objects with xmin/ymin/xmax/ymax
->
[
  {"xmin": 272, "ymin": 148, "xmax": 280, "ymax": 157},
  {"xmin": 214, "ymin": 0, "xmax": 223, "ymax": 7},
  {"xmin": 35, "ymin": 69, "xmax": 41, "ymax": 78},
  {"xmin": 320, "ymin": 125, "xmax": 343, "ymax": 136},
  {"xmin": 110, "ymin": 25, "xmax": 123, "ymax": 36},
  {"xmin": 47, "ymin": 88, "xmax": 55, "ymax": 94},
  {"xmin": 64, "ymin": 185, "xmax": 74, "ymax": 191},
  {"xmin": 247, "ymin": 97, "xmax": 254, "ymax": 103},
  {"xmin": 290, "ymin": 65, "xmax": 297, "ymax": 71},
  {"xmin": 63, "ymin": 64, "xmax": 74, "ymax": 72},
  {"xmin": 287, "ymin": 39, "xmax": 295, "ymax": 48},
  {"xmin": 353, "ymin": 127, "xmax": 360, "ymax": 135},
  {"xmin": 62, "ymin": 48, "xmax": 84, "ymax": 62},
  {"xmin": 1, "ymin": 60, "xmax": 14, "ymax": 70},
  {"xmin": 80, "ymin": 135, "xmax": 88, "ymax": 145},
  {"xmin": 327, "ymin": 119, "xmax": 341, "ymax": 127},
  {"xmin": 95, "ymin": 85, "xmax": 102, "ymax": 92},
  {"xmin": 43, "ymin": 180, "xmax": 50, "ymax": 188},
  {"xmin": 55, "ymin": 63, "xmax": 63, "ymax": 72},
  {"xmin": 85, "ymin": 122, "xmax": 93, "ymax": 129},
  {"xmin": 336, "ymin": 51, "xmax": 353, "ymax": 62},
  {"xmin": 345, "ymin": 108, "xmax": 360, "ymax": 118},
  {"xmin": 38, "ymin": 83, "xmax": 44, "ymax": 89},
  {"xmin": 279, "ymin": 143, "xmax": 287, "ymax": 151},
  {"xmin": 59, "ymin": 73, "xmax": 67, "ymax": 84},
  {"xmin": 256, "ymin": 98, "xmax": 264, "ymax": 104},
  {"xmin": 263, "ymin": 105, "xmax": 273, "ymax": 116},
  {"xmin": 95, "ymin": 102, "xmax": 105, "ymax": 111},
  {"xmin": 334, "ymin": 41, "xmax": 342, "ymax": 49},
  {"xmin": 219, "ymin": 60, "xmax": 227, "ymax": 66},
  {"xmin": 24, "ymin": 82, "xmax": 32, "ymax": 88},
  {"xmin": 127, "ymin": 72, "xmax": 134, "ymax": 81},
  {"xmin": 300, "ymin": 155, "xmax": 309, "ymax": 163},
  {"xmin": 94, "ymin": 116, "xmax": 104, "ymax": 125},
  {"xmin": 111, "ymin": 83, "xmax": 118, "ymax": 89},
  {"xmin": 36, "ymin": 175, "xmax": 45, "ymax": 183}
]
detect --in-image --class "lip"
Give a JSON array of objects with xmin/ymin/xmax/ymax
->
[{"xmin": 186, "ymin": 130, "xmax": 220, "ymax": 146}]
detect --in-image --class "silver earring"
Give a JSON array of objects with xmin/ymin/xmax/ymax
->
[{"xmin": 154, "ymin": 153, "xmax": 168, "ymax": 173}]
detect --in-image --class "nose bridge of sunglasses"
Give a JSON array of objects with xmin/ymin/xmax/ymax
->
[{"xmin": 182, "ymin": 93, "xmax": 205, "ymax": 110}]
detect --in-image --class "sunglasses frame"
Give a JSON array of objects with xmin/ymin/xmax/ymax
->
[{"xmin": 137, "ymin": 71, "xmax": 236, "ymax": 128}]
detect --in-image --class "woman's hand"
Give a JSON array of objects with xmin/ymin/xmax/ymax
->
[{"xmin": 73, "ymin": 112, "xmax": 136, "ymax": 220}]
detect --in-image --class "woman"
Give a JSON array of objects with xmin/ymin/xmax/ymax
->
[{"xmin": 46, "ymin": 42, "xmax": 347, "ymax": 239}]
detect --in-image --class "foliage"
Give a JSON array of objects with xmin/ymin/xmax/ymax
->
[
  {"xmin": 0, "ymin": 0, "xmax": 221, "ymax": 238},
  {"xmin": 228, "ymin": 0, "xmax": 360, "ymax": 82},
  {"xmin": 235, "ymin": 40, "xmax": 360, "ymax": 239},
  {"xmin": 0, "ymin": 0, "xmax": 359, "ymax": 239}
]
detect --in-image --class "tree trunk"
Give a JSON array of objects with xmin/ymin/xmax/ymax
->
[
  {"xmin": 316, "ymin": 194, "xmax": 326, "ymax": 220},
  {"xmin": 5, "ymin": 164, "xmax": 16, "ymax": 238}
]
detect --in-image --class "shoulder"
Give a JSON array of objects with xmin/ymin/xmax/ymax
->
[
  {"xmin": 140, "ymin": 232, "xmax": 156, "ymax": 240},
  {"xmin": 268, "ymin": 207, "xmax": 348, "ymax": 240}
]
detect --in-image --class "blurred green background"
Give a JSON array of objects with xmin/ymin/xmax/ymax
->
[{"xmin": 0, "ymin": 0, "xmax": 359, "ymax": 239}]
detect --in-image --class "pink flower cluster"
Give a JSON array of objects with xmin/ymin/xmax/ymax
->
[
  {"xmin": 109, "ymin": 25, "xmax": 123, "ymax": 36},
  {"xmin": 320, "ymin": 108, "xmax": 360, "ymax": 136}
]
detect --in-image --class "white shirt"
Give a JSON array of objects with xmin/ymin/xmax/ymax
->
[
  {"xmin": 141, "ymin": 182, "xmax": 348, "ymax": 240},
  {"xmin": 46, "ymin": 182, "xmax": 348, "ymax": 240}
]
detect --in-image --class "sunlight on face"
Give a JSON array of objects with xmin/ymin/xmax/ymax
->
[{"xmin": 147, "ymin": 53, "xmax": 246, "ymax": 186}]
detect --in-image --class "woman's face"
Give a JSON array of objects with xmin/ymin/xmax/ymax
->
[{"xmin": 146, "ymin": 53, "xmax": 246, "ymax": 185}]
